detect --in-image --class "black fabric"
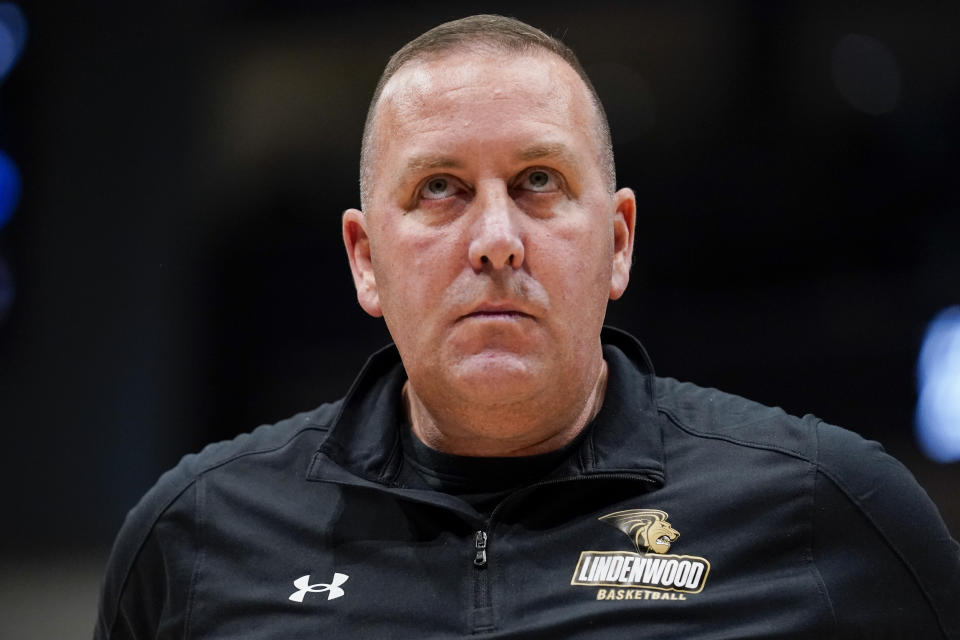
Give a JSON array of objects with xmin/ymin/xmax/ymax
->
[
  {"xmin": 94, "ymin": 327, "xmax": 960, "ymax": 639},
  {"xmin": 401, "ymin": 421, "xmax": 582, "ymax": 515}
]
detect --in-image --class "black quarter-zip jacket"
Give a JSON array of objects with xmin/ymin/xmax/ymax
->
[{"xmin": 95, "ymin": 328, "xmax": 960, "ymax": 639}]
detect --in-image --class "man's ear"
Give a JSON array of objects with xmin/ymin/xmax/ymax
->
[
  {"xmin": 609, "ymin": 188, "xmax": 636, "ymax": 300},
  {"xmin": 342, "ymin": 208, "xmax": 383, "ymax": 317}
]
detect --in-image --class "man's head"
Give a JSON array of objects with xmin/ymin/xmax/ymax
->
[
  {"xmin": 343, "ymin": 15, "xmax": 636, "ymax": 454},
  {"xmin": 359, "ymin": 15, "xmax": 616, "ymax": 209}
]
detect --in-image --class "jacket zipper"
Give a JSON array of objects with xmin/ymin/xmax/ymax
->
[
  {"xmin": 470, "ymin": 530, "xmax": 493, "ymax": 632},
  {"xmin": 474, "ymin": 530, "xmax": 488, "ymax": 567},
  {"xmin": 466, "ymin": 472, "xmax": 660, "ymax": 634}
]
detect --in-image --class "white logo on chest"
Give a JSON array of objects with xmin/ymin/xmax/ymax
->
[{"xmin": 289, "ymin": 573, "xmax": 349, "ymax": 602}]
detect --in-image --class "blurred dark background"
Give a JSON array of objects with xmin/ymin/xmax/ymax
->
[{"xmin": 0, "ymin": 1, "xmax": 958, "ymax": 634}]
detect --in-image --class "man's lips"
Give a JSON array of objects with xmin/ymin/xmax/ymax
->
[{"xmin": 461, "ymin": 303, "xmax": 535, "ymax": 320}]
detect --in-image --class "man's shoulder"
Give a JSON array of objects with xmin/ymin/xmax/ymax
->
[
  {"xmin": 650, "ymin": 375, "xmax": 918, "ymax": 477},
  {"xmin": 124, "ymin": 399, "xmax": 342, "ymax": 532},
  {"xmin": 134, "ymin": 402, "xmax": 339, "ymax": 536},
  {"xmin": 95, "ymin": 400, "xmax": 344, "ymax": 638},
  {"xmin": 650, "ymin": 375, "xmax": 917, "ymax": 480},
  {"xmin": 175, "ymin": 401, "xmax": 342, "ymax": 480},
  {"xmin": 652, "ymin": 375, "xmax": 822, "ymax": 462}
]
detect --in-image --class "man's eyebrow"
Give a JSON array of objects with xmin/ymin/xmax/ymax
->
[
  {"xmin": 515, "ymin": 142, "xmax": 578, "ymax": 165},
  {"xmin": 403, "ymin": 154, "xmax": 463, "ymax": 173}
]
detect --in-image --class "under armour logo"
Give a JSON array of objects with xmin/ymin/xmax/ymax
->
[{"xmin": 289, "ymin": 573, "xmax": 349, "ymax": 602}]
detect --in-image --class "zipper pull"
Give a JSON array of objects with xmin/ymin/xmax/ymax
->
[{"xmin": 474, "ymin": 530, "xmax": 488, "ymax": 567}]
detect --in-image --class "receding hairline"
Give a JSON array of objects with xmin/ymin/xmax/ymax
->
[{"xmin": 359, "ymin": 15, "xmax": 615, "ymax": 208}]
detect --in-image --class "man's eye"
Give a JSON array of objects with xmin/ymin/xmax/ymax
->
[
  {"xmin": 521, "ymin": 170, "xmax": 557, "ymax": 192},
  {"xmin": 420, "ymin": 177, "xmax": 456, "ymax": 200}
]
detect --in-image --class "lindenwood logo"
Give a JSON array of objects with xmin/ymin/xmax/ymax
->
[{"xmin": 571, "ymin": 509, "xmax": 710, "ymax": 595}]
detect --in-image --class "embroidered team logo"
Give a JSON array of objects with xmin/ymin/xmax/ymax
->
[
  {"xmin": 571, "ymin": 509, "xmax": 710, "ymax": 596},
  {"xmin": 289, "ymin": 573, "xmax": 349, "ymax": 602},
  {"xmin": 599, "ymin": 509, "xmax": 679, "ymax": 554}
]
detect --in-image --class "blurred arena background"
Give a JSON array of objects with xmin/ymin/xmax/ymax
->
[{"xmin": 0, "ymin": 1, "xmax": 957, "ymax": 636}]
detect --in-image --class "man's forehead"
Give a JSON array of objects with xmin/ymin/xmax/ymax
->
[
  {"xmin": 376, "ymin": 48, "xmax": 585, "ymax": 123},
  {"xmin": 402, "ymin": 141, "xmax": 580, "ymax": 174}
]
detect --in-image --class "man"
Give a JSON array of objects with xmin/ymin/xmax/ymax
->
[{"xmin": 95, "ymin": 15, "xmax": 960, "ymax": 639}]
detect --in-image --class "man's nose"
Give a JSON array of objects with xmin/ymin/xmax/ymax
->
[{"xmin": 467, "ymin": 186, "xmax": 525, "ymax": 271}]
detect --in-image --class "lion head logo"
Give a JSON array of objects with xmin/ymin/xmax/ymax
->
[{"xmin": 598, "ymin": 509, "xmax": 679, "ymax": 554}]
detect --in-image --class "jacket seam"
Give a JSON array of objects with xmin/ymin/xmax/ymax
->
[
  {"xmin": 807, "ymin": 424, "xmax": 838, "ymax": 632},
  {"xmin": 103, "ymin": 480, "xmax": 196, "ymax": 638},
  {"xmin": 378, "ymin": 432, "xmax": 404, "ymax": 484},
  {"xmin": 194, "ymin": 424, "xmax": 328, "ymax": 478},
  {"xmin": 581, "ymin": 427, "xmax": 597, "ymax": 471},
  {"xmin": 657, "ymin": 406, "xmax": 813, "ymax": 463},
  {"xmin": 103, "ymin": 423, "xmax": 327, "ymax": 637},
  {"xmin": 815, "ymin": 462, "xmax": 951, "ymax": 638},
  {"xmin": 184, "ymin": 476, "xmax": 205, "ymax": 640}
]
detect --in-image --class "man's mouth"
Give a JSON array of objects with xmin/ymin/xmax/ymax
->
[
  {"xmin": 468, "ymin": 310, "xmax": 526, "ymax": 318},
  {"xmin": 463, "ymin": 303, "xmax": 533, "ymax": 320}
]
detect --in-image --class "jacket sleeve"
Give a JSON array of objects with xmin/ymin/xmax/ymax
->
[
  {"xmin": 812, "ymin": 421, "xmax": 960, "ymax": 639},
  {"xmin": 93, "ymin": 465, "xmax": 201, "ymax": 640}
]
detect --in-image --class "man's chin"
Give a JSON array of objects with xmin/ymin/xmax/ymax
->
[{"xmin": 447, "ymin": 351, "xmax": 544, "ymax": 401}]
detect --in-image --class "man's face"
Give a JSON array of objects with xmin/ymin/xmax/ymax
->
[{"xmin": 344, "ymin": 49, "xmax": 635, "ymax": 415}]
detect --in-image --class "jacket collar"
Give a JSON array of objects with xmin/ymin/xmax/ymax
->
[{"xmin": 308, "ymin": 326, "xmax": 664, "ymax": 488}]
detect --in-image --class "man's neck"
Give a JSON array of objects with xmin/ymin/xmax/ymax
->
[{"xmin": 403, "ymin": 358, "xmax": 609, "ymax": 457}]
